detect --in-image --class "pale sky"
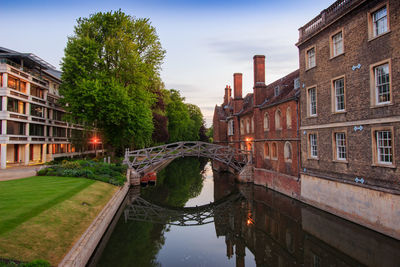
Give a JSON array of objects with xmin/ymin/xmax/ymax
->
[{"xmin": 1, "ymin": 0, "xmax": 334, "ymax": 126}]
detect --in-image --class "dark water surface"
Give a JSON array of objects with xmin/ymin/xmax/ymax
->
[{"xmin": 90, "ymin": 158, "xmax": 400, "ymax": 267}]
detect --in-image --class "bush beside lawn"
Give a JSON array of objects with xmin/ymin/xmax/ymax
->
[{"xmin": 37, "ymin": 160, "xmax": 127, "ymax": 186}]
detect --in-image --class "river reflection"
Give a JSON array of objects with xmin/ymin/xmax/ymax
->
[{"xmin": 91, "ymin": 158, "xmax": 400, "ymax": 267}]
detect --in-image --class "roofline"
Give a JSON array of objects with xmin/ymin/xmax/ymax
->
[{"xmin": 0, "ymin": 47, "xmax": 56, "ymax": 70}]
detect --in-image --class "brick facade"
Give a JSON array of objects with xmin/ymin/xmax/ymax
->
[
  {"xmin": 213, "ymin": 55, "xmax": 300, "ymax": 198},
  {"xmin": 297, "ymin": 0, "xmax": 400, "ymax": 192}
]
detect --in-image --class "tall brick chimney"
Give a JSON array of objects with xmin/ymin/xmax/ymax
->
[
  {"xmin": 233, "ymin": 73, "xmax": 243, "ymax": 114},
  {"xmin": 253, "ymin": 55, "xmax": 265, "ymax": 86},
  {"xmin": 228, "ymin": 85, "xmax": 232, "ymax": 102},
  {"xmin": 233, "ymin": 73, "xmax": 242, "ymax": 100},
  {"xmin": 223, "ymin": 85, "xmax": 229, "ymax": 105},
  {"xmin": 253, "ymin": 55, "xmax": 267, "ymax": 106}
]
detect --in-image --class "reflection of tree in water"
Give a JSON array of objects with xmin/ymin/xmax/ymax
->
[
  {"xmin": 96, "ymin": 157, "xmax": 208, "ymax": 267},
  {"xmin": 141, "ymin": 157, "xmax": 208, "ymax": 207}
]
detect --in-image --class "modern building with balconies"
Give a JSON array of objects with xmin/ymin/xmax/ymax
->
[{"xmin": 0, "ymin": 47, "xmax": 98, "ymax": 169}]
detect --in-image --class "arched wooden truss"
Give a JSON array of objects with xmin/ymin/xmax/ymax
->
[
  {"xmin": 123, "ymin": 141, "xmax": 250, "ymax": 174},
  {"xmin": 124, "ymin": 193, "xmax": 243, "ymax": 226}
]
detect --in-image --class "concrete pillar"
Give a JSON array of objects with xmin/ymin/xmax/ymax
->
[
  {"xmin": 2, "ymin": 96, "xmax": 6, "ymax": 111},
  {"xmin": 2, "ymin": 73, "xmax": 8, "ymax": 88},
  {"xmin": 1, "ymin": 120, "xmax": 6, "ymax": 135},
  {"xmin": 24, "ymin": 144, "xmax": 29, "ymax": 166},
  {"xmin": 26, "ymin": 83, "xmax": 31, "ymax": 96},
  {"xmin": 25, "ymin": 102, "xmax": 30, "ymax": 116},
  {"xmin": 42, "ymin": 144, "xmax": 47, "ymax": 163},
  {"xmin": 1, "ymin": 144, "xmax": 6, "ymax": 169}
]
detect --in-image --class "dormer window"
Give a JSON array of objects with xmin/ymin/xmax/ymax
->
[
  {"xmin": 274, "ymin": 86, "xmax": 280, "ymax": 96},
  {"xmin": 294, "ymin": 78, "xmax": 300, "ymax": 89}
]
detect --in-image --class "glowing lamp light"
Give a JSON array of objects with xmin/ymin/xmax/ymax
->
[{"xmin": 92, "ymin": 137, "xmax": 99, "ymax": 144}]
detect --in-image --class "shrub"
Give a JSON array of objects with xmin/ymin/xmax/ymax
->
[
  {"xmin": 37, "ymin": 160, "xmax": 126, "ymax": 186},
  {"xmin": 22, "ymin": 259, "xmax": 51, "ymax": 267},
  {"xmin": 61, "ymin": 161, "xmax": 81, "ymax": 169},
  {"xmin": 37, "ymin": 169, "xmax": 47, "ymax": 176}
]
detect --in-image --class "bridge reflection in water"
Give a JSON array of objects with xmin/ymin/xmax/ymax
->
[{"xmin": 93, "ymin": 158, "xmax": 400, "ymax": 267}]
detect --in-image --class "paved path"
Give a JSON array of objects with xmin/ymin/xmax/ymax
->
[{"xmin": 0, "ymin": 165, "xmax": 43, "ymax": 181}]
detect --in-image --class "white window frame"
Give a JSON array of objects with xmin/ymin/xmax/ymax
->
[
  {"xmin": 373, "ymin": 6, "xmax": 388, "ymax": 37},
  {"xmin": 309, "ymin": 133, "xmax": 318, "ymax": 159},
  {"xmin": 306, "ymin": 47, "xmax": 316, "ymax": 69},
  {"xmin": 332, "ymin": 31, "xmax": 343, "ymax": 57},
  {"xmin": 368, "ymin": 3, "xmax": 390, "ymax": 40},
  {"xmin": 308, "ymin": 87, "xmax": 317, "ymax": 116},
  {"xmin": 335, "ymin": 132, "xmax": 347, "ymax": 161},
  {"xmin": 374, "ymin": 63, "xmax": 390, "ymax": 105},
  {"xmin": 334, "ymin": 78, "xmax": 345, "ymax": 112},
  {"xmin": 376, "ymin": 130, "xmax": 392, "ymax": 165}
]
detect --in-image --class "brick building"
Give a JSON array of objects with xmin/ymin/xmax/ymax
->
[
  {"xmin": 0, "ymin": 47, "xmax": 100, "ymax": 169},
  {"xmin": 213, "ymin": 55, "xmax": 300, "ymax": 198},
  {"xmin": 296, "ymin": 0, "xmax": 400, "ymax": 239}
]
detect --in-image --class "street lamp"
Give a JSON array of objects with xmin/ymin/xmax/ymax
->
[{"xmin": 91, "ymin": 137, "xmax": 100, "ymax": 156}]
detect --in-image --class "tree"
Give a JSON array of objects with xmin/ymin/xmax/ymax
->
[
  {"xmin": 165, "ymin": 90, "xmax": 192, "ymax": 142},
  {"xmin": 60, "ymin": 10, "xmax": 165, "ymax": 153}
]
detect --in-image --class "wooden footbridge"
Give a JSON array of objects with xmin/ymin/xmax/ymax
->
[{"xmin": 123, "ymin": 141, "xmax": 251, "ymax": 174}]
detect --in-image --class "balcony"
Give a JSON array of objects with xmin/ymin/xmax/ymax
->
[
  {"xmin": 297, "ymin": 0, "xmax": 364, "ymax": 44},
  {"xmin": 0, "ymin": 58, "xmax": 49, "ymax": 88}
]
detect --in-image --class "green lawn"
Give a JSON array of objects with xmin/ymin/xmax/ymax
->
[{"xmin": 0, "ymin": 176, "xmax": 118, "ymax": 265}]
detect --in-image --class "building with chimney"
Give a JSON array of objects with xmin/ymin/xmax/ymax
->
[
  {"xmin": 0, "ymin": 47, "xmax": 100, "ymax": 169},
  {"xmin": 296, "ymin": 0, "xmax": 400, "ymax": 239},
  {"xmin": 213, "ymin": 55, "xmax": 300, "ymax": 198}
]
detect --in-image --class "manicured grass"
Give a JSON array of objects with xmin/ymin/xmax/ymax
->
[{"xmin": 0, "ymin": 176, "xmax": 118, "ymax": 265}]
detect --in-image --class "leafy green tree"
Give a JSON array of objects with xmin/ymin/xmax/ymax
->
[
  {"xmin": 60, "ymin": 10, "xmax": 165, "ymax": 153},
  {"xmin": 165, "ymin": 90, "xmax": 192, "ymax": 142}
]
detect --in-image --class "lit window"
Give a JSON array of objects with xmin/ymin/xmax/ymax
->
[
  {"xmin": 275, "ymin": 110, "xmax": 282, "ymax": 130},
  {"xmin": 373, "ymin": 6, "xmax": 388, "ymax": 37},
  {"xmin": 307, "ymin": 47, "xmax": 316, "ymax": 69},
  {"xmin": 334, "ymin": 78, "xmax": 345, "ymax": 111},
  {"xmin": 308, "ymin": 87, "xmax": 317, "ymax": 116},
  {"xmin": 332, "ymin": 31, "xmax": 343, "ymax": 57},
  {"xmin": 335, "ymin": 132, "xmax": 346, "ymax": 160},
  {"xmin": 374, "ymin": 63, "xmax": 390, "ymax": 104},
  {"xmin": 263, "ymin": 113, "xmax": 269, "ymax": 131},
  {"xmin": 376, "ymin": 130, "xmax": 393, "ymax": 165},
  {"xmin": 309, "ymin": 133, "xmax": 318, "ymax": 158}
]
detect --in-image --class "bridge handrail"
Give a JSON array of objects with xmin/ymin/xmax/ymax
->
[{"xmin": 124, "ymin": 141, "xmax": 251, "ymax": 173}]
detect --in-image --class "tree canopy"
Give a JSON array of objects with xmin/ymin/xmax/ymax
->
[{"xmin": 60, "ymin": 10, "xmax": 165, "ymax": 152}]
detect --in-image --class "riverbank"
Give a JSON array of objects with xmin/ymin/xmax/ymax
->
[{"xmin": 0, "ymin": 176, "xmax": 118, "ymax": 265}]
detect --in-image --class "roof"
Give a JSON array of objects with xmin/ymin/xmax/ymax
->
[
  {"xmin": 259, "ymin": 69, "xmax": 300, "ymax": 109},
  {"xmin": 0, "ymin": 47, "xmax": 56, "ymax": 70},
  {"xmin": 44, "ymin": 68, "xmax": 62, "ymax": 81}
]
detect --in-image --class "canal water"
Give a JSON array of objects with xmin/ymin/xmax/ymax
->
[{"xmin": 90, "ymin": 157, "xmax": 400, "ymax": 267}]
